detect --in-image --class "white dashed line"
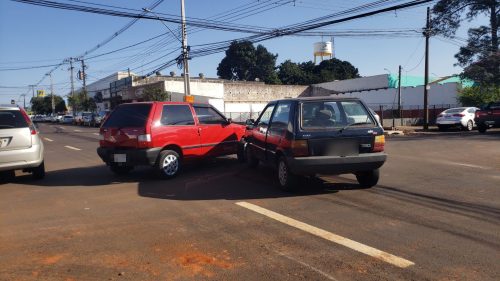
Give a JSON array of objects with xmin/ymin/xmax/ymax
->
[
  {"xmin": 64, "ymin": 145, "xmax": 81, "ymax": 151},
  {"xmin": 44, "ymin": 138, "xmax": 53, "ymax": 142},
  {"xmin": 74, "ymin": 129, "xmax": 82, "ymax": 132},
  {"xmin": 93, "ymin": 133, "xmax": 99, "ymax": 136},
  {"xmin": 236, "ymin": 201, "xmax": 415, "ymax": 268},
  {"xmin": 442, "ymin": 161, "xmax": 489, "ymax": 170}
]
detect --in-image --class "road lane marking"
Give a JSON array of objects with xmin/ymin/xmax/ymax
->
[
  {"xmin": 44, "ymin": 138, "xmax": 53, "ymax": 142},
  {"xmin": 236, "ymin": 201, "xmax": 415, "ymax": 268},
  {"xmin": 443, "ymin": 161, "xmax": 489, "ymax": 170},
  {"xmin": 93, "ymin": 133, "xmax": 99, "ymax": 136},
  {"xmin": 64, "ymin": 145, "xmax": 81, "ymax": 151},
  {"xmin": 74, "ymin": 129, "xmax": 82, "ymax": 132},
  {"xmin": 275, "ymin": 251, "xmax": 339, "ymax": 281}
]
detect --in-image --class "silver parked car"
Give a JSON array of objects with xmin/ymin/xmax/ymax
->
[
  {"xmin": 61, "ymin": 115, "xmax": 74, "ymax": 124},
  {"xmin": 436, "ymin": 107, "xmax": 479, "ymax": 131},
  {"xmin": 0, "ymin": 105, "xmax": 45, "ymax": 179}
]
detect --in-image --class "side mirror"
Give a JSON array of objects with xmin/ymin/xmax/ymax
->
[
  {"xmin": 245, "ymin": 119, "xmax": 255, "ymax": 126},
  {"xmin": 226, "ymin": 118, "xmax": 232, "ymax": 124}
]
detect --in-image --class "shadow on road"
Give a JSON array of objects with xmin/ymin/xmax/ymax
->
[{"xmin": 1, "ymin": 157, "xmax": 367, "ymax": 201}]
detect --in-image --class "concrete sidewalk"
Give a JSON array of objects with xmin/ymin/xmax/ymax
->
[{"xmin": 383, "ymin": 126, "xmax": 441, "ymax": 136}]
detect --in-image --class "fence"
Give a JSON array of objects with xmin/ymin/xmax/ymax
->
[
  {"xmin": 369, "ymin": 104, "xmax": 459, "ymax": 127},
  {"xmin": 224, "ymin": 112, "xmax": 261, "ymax": 123}
]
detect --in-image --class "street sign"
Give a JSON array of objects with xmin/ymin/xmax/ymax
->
[{"xmin": 37, "ymin": 90, "xmax": 45, "ymax": 97}]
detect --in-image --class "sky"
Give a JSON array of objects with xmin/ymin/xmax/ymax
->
[{"xmin": 0, "ymin": 0, "xmax": 488, "ymax": 105}]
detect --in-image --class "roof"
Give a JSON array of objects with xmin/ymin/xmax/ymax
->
[
  {"xmin": 312, "ymin": 74, "xmax": 475, "ymax": 94},
  {"xmin": 388, "ymin": 74, "xmax": 475, "ymax": 88},
  {"xmin": 273, "ymin": 96, "xmax": 361, "ymax": 102},
  {"xmin": 0, "ymin": 104, "xmax": 20, "ymax": 110}
]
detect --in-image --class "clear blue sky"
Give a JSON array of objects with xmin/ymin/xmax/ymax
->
[{"xmin": 0, "ymin": 0, "xmax": 486, "ymax": 105}]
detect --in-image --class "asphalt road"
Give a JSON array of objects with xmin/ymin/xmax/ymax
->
[{"xmin": 1, "ymin": 123, "xmax": 499, "ymax": 281}]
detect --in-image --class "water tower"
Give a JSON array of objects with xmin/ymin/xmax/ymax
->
[{"xmin": 314, "ymin": 41, "xmax": 333, "ymax": 64}]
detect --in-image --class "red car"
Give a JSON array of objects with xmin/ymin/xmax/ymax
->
[{"xmin": 97, "ymin": 102, "xmax": 245, "ymax": 178}]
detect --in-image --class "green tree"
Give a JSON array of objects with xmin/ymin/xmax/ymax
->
[
  {"xmin": 30, "ymin": 95, "xmax": 66, "ymax": 114},
  {"xmin": 278, "ymin": 59, "xmax": 359, "ymax": 85},
  {"xmin": 278, "ymin": 60, "xmax": 307, "ymax": 85},
  {"xmin": 314, "ymin": 58, "xmax": 360, "ymax": 82},
  {"xmin": 458, "ymin": 85, "xmax": 500, "ymax": 106},
  {"xmin": 217, "ymin": 41, "xmax": 280, "ymax": 84},
  {"xmin": 217, "ymin": 41, "xmax": 256, "ymax": 81},
  {"xmin": 432, "ymin": 0, "xmax": 499, "ymax": 85},
  {"xmin": 142, "ymin": 86, "xmax": 170, "ymax": 101},
  {"xmin": 252, "ymin": 45, "xmax": 281, "ymax": 84},
  {"xmin": 68, "ymin": 90, "xmax": 96, "ymax": 112}
]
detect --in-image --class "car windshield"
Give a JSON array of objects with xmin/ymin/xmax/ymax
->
[
  {"xmin": 0, "ymin": 110, "xmax": 28, "ymax": 129},
  {"xmin": 444, "ymin": 108, "xmax": 466, "ymax": 114},
  {"xmin": 301, "ymin": 100, "xmax": 375, "ymax": 129}
]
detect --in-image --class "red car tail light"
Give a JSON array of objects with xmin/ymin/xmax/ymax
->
[
  {"xmin": 19, "ymin": 108, "xmax": 37, "ymax": 135},
  {"xmin": 373, "ymin": 135, "xmax": 385, "ymax": 152},
  {"xmin": 453, "ymin": 113, "xmax": 465, "ymax": 117},
  {"xmin": 137, "ymin": 134, "xmax": 152, "ymax": 148},
  {"xmin": 291, "ymin": 140, "xmax": 309, "ymax": 157}
]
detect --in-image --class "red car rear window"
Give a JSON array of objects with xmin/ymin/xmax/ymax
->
[{"xmin": 102, "ymin": 104, "xmax": 152, "ymax": 128}]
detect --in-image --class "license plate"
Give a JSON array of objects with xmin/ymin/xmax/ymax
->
[
  {"xmin": 113, "ymin": 154, "xmax": 126, "ymax": 163},
  {"xmin": 0, "ymin": 138, "xmax": 10, "ymax": 148}
]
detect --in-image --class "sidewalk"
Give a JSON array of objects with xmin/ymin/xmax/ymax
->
[{"xmin": 383, "ymin": 125, "xmax": 440, "ymax": 136}]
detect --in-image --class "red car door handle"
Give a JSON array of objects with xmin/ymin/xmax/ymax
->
[{"xmin": 198, "ymin": 128, "xmax": 202, "ymax": 135}]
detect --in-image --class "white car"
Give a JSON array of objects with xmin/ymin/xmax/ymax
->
[{"xmin": 436, "ymin": 107, "xmax": 479, "ymax": 131}]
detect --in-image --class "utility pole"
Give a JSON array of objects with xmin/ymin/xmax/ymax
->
[
  {"xmin": 29, "ymin": 85, "xmax": 35, "ymax": 98},
  {"xmin": 48, "ymin": 73, "xmax": 55, "ymax": 115},
  {"xmin": 69, "ymin": 58, "xmax": 75, "ymax": 101},
  {"xmin": 180, "ymin": 0, "xmax": 191, "ymax": 98},
  {"xmin": 81, "ymin": 59, "xmax": 87, "ymax": 99},
  {"xmin": 398, "ymin": 65, "xmax": 402, "ymax": 126},
  {"xmin": 423, "ymin": 7, "xmax": 431, "ymax": 130}
]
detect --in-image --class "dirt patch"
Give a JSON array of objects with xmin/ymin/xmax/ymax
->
[
  {"xmin": 175, "ymin": 251, "xmax": 234, "ymax": 277},
  {"xmin": 41, "ymin": 254, "xmax": 66, "ymax": 265}
]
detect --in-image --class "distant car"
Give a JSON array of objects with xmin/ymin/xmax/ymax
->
[
  {"xmin": 32, "ymin": 115, "xmax": 45, "ymax": 122},
  {"xmin": 74, "ymin": 112, "xmax": 93, "ymax": 126},
  {"xmin": 436, "ymin": 107, "xmax": 479, "ymax": 131},
  {"xmin": 242, "ymin": 97, "xmax": 387, "ymax": 190},
  {"xmin": 91, "ymin": 110, "xmax": 110, "ymax": 127},
  {"xmin": 0, "ymin": 104, "xmax": 45, "ymax": 180},
  {"xmin": 82, "ymin": 114, "xmax": 95, "ymax": 126},
  {"xmin": 51, "ymin": 114, "xmax": 64, "ymax": 123},
  {"xmin": 475, "ymin": 102, "xmax": 500, "ymax": 133},
  {"xmin": 61, "ymin": 115, "xmax": 74, "ymax": 124}
]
